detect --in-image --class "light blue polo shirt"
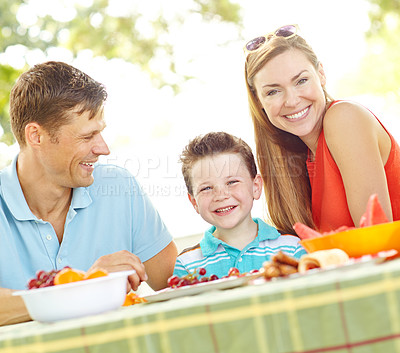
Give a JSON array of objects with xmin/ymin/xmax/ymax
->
[
  {"xmin": 173, "ymin": 218, "xmax": 307, "ymax": 278},
  {"xmin": 0, "ymin": 156, "xmax": 173, "ymax": 290}
]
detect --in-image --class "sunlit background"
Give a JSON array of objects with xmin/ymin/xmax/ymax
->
[{"xmin": 1, "ymin": 0, "xmax": 399, "ymax": 239}]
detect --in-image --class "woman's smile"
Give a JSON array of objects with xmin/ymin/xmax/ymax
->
[{"xmin": 284, "ymin": 105, "xmax": 310, "ymax": 120}]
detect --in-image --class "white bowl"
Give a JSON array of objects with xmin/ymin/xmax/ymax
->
[{"xmin": 13, "ymin": 270, "xmax": 135, "ymax": 322}]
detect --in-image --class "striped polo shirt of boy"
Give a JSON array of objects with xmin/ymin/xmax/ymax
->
[{"xmin": 173, "ymin": 218, "xmax": 307, "ymax": 278}]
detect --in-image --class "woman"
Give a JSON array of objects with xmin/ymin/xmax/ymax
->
[{"xmin": 244, "ymin": 25, "xmax": 400, "ymax": 234}]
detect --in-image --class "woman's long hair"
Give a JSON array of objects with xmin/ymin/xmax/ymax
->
[{"xmin": 245, "ymin": 34, "xmax": 331, "ymax": 234}]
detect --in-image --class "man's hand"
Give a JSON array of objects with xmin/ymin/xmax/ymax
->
[{"xmin": 88, "ymin": 250, "xmax": 148, "ymax": 291}]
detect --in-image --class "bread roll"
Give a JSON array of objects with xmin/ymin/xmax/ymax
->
[{"xmin": 298, "ymin": 249, "xmax": 349, "ymax": 273}]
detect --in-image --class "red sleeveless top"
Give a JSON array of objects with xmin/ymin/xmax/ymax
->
[{"xmin": 306, "ymin": 101, "xmax": 400, "ymax": 232}]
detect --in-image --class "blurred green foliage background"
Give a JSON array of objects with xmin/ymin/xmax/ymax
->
[
  {"xmin": 0, "ymin": 0, "xmax": 242, "ymax": 144},
  {"xmin": 0, "ymin": 0, "xmax": 399, "ymax": 146}
]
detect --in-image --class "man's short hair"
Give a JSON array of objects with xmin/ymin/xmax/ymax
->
[{"xmin": 9, "ymin": 61, "xmax": 107, "ymax": 146}]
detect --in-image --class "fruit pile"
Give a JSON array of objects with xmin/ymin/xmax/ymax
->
[
  {"xmin": 167, "ymin": 267, "xmax": 259, "ymax": 288},
  {"xmin": 27, "ymin": 269, "xmax": 63, "ymax": 289},
  {"xmin": 293, "ymin": 193, "xmax": 389, "ymax": 239},
  {"xmin": 27, "ymin": 266, "xmax": 108, "ymax": 289},
  {"xmin": 27, "ymin": 266, "xmax": 148, "ymax": 307}
]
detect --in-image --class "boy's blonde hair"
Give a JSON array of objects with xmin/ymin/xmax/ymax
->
[{"xmin": 180, "ymin": 132, "xmax": 257, "ymax": 195}]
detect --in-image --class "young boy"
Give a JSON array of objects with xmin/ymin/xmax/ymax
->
[{"xmin": 173, "ymin": 132, "xmax": 306, "ymax": 278}]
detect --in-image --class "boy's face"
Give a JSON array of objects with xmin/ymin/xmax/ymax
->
[{"xmin": 188, "ymin": 153, "xmax": 262, "ymax": 231}]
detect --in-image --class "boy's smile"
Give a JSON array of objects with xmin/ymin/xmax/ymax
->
[{"xmin": 214, "ymin": 205, "xmax": 237, "ymax": 214}]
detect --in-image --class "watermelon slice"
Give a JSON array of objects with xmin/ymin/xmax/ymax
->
[
  {"xmin": 322, "ymin": 225, "xmax": 355, "ymax": 235},
  {"xmin": 359, "ymin": 194, "xmax": 389, "ymax": 227},
  {"xmin": 293, "ymin": 223, "xmax": 322, "ymax": 240},
  {"xmin": 293, "ymin": 194, "xmax": 389, "ymax": 240}
]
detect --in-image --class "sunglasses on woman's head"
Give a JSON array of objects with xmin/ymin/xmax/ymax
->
[{"xmin": 244, "ymin": 24, "xmax": 298, "ymax": 55}]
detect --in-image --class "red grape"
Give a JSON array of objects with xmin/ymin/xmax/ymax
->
[
  {"xmin": 26, "ymin": 268, "xmax": 65, "ymax": 289},
  {"xmin": 168, "ymin": 266, "xmax": 252, "ymax": 289},
  {"xmin": 167, "ymin": 275, "xmax": 180, "ymax": 287},
  {"xmin": 199, "ymin": 268, "xmax": 206, "ymax": 276}
]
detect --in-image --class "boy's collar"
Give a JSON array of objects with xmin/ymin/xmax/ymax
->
[{"xmin": 199, "ymin": 218, "xmax": 280, "ymax": 256}]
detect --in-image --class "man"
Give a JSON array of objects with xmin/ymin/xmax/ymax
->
[{"xmin": 0, "ymin": 61, "xmax": 177, "ymax": 325}]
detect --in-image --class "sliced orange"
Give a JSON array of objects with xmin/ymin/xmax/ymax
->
[
  {"xmin": 84, "ymin": 268, "xmax": 108, "ymax": 280},
  {"xmin": 54, "ymin": 268, "xmax": 85, "ymax": 285},
  {"xmin": 122, "ymin": 292, "xmax": 147, "ymax": 306},
  {"xmin": 123, "ymin": 293, "xmax": 136, "ymax": 306}
]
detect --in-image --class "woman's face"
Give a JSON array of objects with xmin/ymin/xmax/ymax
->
[{"xmin": 253, "ymin": 48, "xmax": 327, "ymax": 148}]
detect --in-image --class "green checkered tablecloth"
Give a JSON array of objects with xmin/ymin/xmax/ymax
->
[{"xmin": 1, "ymin": 258, "xmax": 400, "ymax": 353}]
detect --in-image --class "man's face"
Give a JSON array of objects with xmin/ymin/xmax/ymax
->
[{"xmin": 38, "ymin": 108, "xmax": 110, "ymax": 189}]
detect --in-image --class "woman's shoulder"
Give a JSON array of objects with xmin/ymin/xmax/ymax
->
[
  {"xmin": 324, "ymin": 100, "xmax": 375, "ymax": 127},
  {"xmin": 323, "ymin": 100, "xmax": 380, "ymax": 143},
  {"xmin": 322, "ymin": 100, "xmax": 393, "ymax": 170}
]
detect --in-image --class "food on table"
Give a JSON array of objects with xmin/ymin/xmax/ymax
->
[
  {"xmin": 84, "ymin": 268, "xmax": 109, "ymax": 279},
  {"xmin": 53, "ymin": 267, "xmax": 86, "ymax": 285},
  {"xmin": 274, "ymin": 250, "xmax": 300, "ymax": 268},
  {"xmin": 167, "ymin": 267, "xmax": 219, "ymax": 288},
  {"xmin": 198, "ymin": 267, "xmax": 207, "ymax": 276},
  {"xmin": 293, "ymin": 223, "xmax": 355, "ymax": 240},
  {"xmin": 170, "ymin": 254, "xmax": 302, "ymax": 286},
  {"xmin": 167, "ymin": 266, "xmax": 257, "ymax": 289},
  {"xmin": 298, "ymin": 249, "xmax": 350, "ymax": 273},
  {"xmin": 262, "ymin": 251, "xmax": 299, "ymax": 279},
  {"xmin": 227, "ymin": 267, "xmax": 240, "ymax": 276},
  {"xmin": 292, "ymin": 223, "xmax": 323, "ymax": 240},
  {"xmin": 27, "ymin": 266, "xmax": 108, "ymax": 289},
  {"xmin": 27, "ymin": 269, "xmax": 62, "ymax": 289},
  {"xmin": 263, "ymin": 249, "xmax": 351, "ymax": 278},
  {"xmin": 359, "ymin": 193, "xmax": 389, "ymax": 227},
  {"xmin": 294, "ymin": 193, "xmax": 389, "ymax": 240},
  {"xmin": 26, "ymin": 268, "xmax": 144, "ymax": 310},
  {"xmin": 54, "ymin": 267, "xmax": 108, "ymax": 285},
  {"xmin": 167, "ymin": 269, "xmax": 205, "ymax": 288},
  {"xmin": 123, "ymin": 292, "xmax": 147, "ymax": 306}
]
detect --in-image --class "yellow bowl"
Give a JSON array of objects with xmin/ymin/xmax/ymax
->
[{"xmin": 300, "ymin": 220, "xmax": 400, "ymax": 257}]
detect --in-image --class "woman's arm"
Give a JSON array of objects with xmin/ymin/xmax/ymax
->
[
  {"xmin": 0, "ymin": 288, "xmax": 31, "ymax": 326},
  {"xmin": 323, "ymin": 101, "xmax": 393, "ymax": 225}
]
